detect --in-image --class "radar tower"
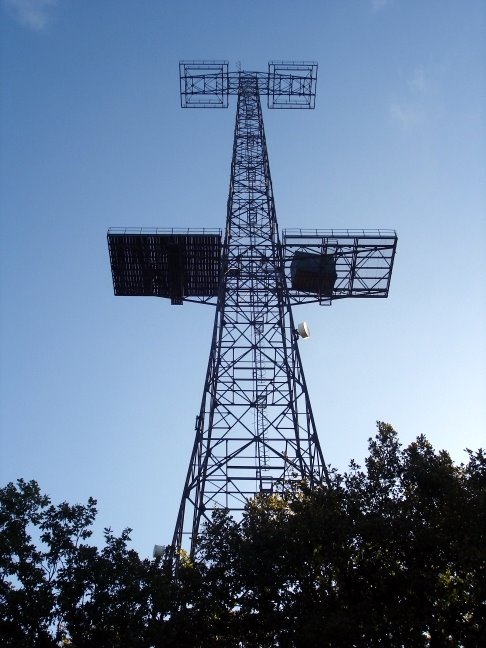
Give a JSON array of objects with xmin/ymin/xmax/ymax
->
[{"xmin": 107, "ymin": 61, "xmax": 397, "ymax": 556}]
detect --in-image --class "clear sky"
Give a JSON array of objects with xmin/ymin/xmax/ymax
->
[{"xmin": 1, "ymin": 0, "xmax": 485, "ymax": 557}]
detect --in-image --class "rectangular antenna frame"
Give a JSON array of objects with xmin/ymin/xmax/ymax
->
[
  {"xmin": 179, "ymin": 60, "xmax": 229, "ymax": 108},
  {"xmin": 283, "ymin": 229, "xmax": 397, "ymax": 304},
  {"xmin": 108, "ymin": 228, "xmax": 222, "ymax": 305},
  {"xmin": 267, "ymin": 61, "xmax": 317, "ymax": 109}
]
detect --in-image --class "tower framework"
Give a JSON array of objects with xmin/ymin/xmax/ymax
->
[
  {"xmin": 107, "ymin": 61, "xmax": 397, "ymax": 557},
  {"xmin": 173, "ymin": 72, "xmax": 329, "ymax": 553}
]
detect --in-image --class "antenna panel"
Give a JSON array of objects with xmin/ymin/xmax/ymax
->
[
  {"xmin": 267, "ymin": 61, "xmax": 318, "ymax": 109},
  {"xmin": 179, "ymin": 60, "xmax": 229, "ymax": 108},
  {"xmin": 283, "ymin": 229, "xmax": 398, "ymax": 304},
  {"xmin": 108, "ymin": 229, "xmax": 222, "ymax": 304}
]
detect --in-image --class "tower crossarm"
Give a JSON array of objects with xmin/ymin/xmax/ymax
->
[{"xmin": 179, "ymin": 60, "xmax": 318, "ymax": 109}]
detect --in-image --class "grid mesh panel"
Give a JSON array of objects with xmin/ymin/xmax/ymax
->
[{"xmin": 108, "ymin": 232, "xmax": 222, "ymax": 303}]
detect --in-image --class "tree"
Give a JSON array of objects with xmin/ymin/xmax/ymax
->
[
  {"xmin": 0, "ymin": 479, "xmax": 174, "ymax": 647},
  {"xmin": 185, "ymin": 424, "xmax": 486, "ymax": 647},
  {"xmin": 1, "ymin": 424, "xmax": 484, "ymax": 647}
]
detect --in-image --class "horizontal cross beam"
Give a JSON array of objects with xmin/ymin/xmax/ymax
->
[
  {"xmin": 107, "ymin": 228, "xmax": 397, "ymax": 306},
  {"xmin": 179, "ymin": 60, "xmax": 318, "ymax": 109}
]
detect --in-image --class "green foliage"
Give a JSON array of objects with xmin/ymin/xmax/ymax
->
[
  {"xmin": 0, "ymin": 480, "xmax": 173, "ymax": 647},
  {"xmin": 1, "ymin": 425, "xmax": 485, "ymax": 647},
  {"xmin": 183, "ymin": 423, "xmax": 486, "ymax": 647}
]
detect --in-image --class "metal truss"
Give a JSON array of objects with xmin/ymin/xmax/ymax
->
[
  {"xmin": 173, "ymin": 72, "xmax": 328, "ymax": 555},
  {"xmin": 283, "ymin": 229, "xmax": 398, "ymax": 305},
  {"xmin": 179, "ymin": 60, "xmax": 317, "ymax": 109}
]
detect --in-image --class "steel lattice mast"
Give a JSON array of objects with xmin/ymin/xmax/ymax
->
[
  {"xmin": 173, "ymin": 73, "xmax": 328, "ymax": 553},
  {"xmin": 107, "ymin": 60, "xmax": 397, "ymax": 558}
]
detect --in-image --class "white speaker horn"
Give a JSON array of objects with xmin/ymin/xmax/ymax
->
[{"xmin": 297, "ymin": 322, "xmax": 310, "ymax": 339}]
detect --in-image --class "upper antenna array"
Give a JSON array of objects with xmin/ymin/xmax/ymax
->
[{"xmin": 179, "ymin": 60, "xmax": 318, "ymax": 109}]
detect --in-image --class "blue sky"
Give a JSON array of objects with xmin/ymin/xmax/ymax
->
[{"xmin": 1, "ymin": 0, "xmax": 485, "ymax": 556}]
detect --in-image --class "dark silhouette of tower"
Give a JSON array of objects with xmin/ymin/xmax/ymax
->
[{"xmin": 107, "ymin": 61, "xmax": 397, "ymax": 556}]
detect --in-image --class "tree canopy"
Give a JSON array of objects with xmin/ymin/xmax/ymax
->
[{"xmin": 1, "ymin": 423, "xmax": 485, "ymax": 647}]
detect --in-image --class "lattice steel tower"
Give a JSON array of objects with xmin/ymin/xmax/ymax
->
[{"xmin": 107, "ymin": 61, "xmax": 397, "ymax": 556}]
